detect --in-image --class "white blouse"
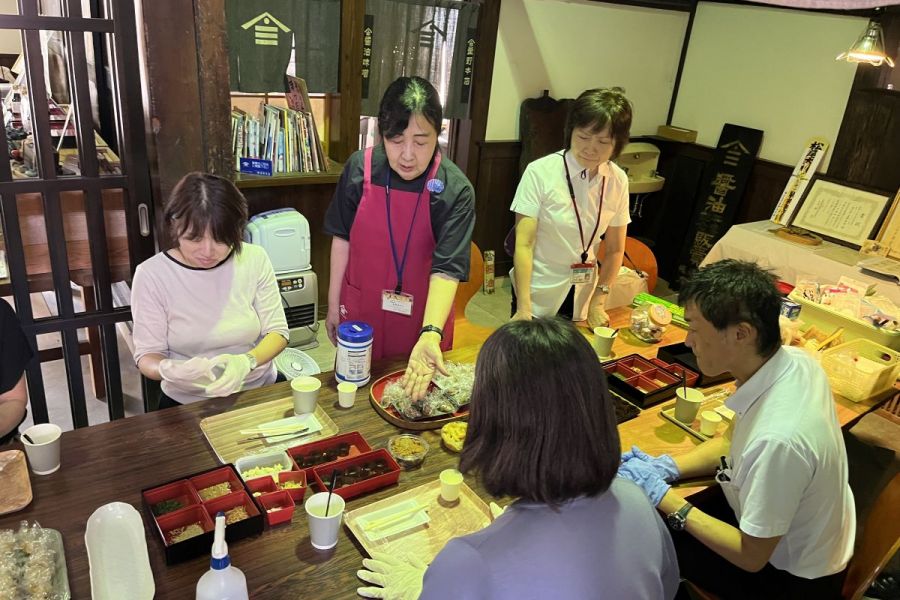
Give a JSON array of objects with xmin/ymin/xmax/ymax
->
[{"xmin": 510, "ymin": 151, "xmax": 630, "ymax": 320}]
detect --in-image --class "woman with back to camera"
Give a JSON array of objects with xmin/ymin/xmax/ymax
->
[
  {"xmin": 324, "ymin": 76, "xmax": 475, "ymax": 401},
  {"xmin": 511, "ymin": 88, "xmax": 633, "ymax": 328},
  {"xmin": 356, "ymin": 318, "xmax": 679, "ymax": 600},
  {"xmin": 131, "ymin": 172, "xmax": 289, "ymax": 407}
]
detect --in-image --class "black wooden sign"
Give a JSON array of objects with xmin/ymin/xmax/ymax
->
[{"xmin": 674, "ymin": 123, "xmax": 763, "ymax": 286}]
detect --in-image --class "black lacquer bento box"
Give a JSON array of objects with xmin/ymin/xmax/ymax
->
[
  {"xmin": 141, "ymin": 464, "xmax": 263, "ymax": 565},
  {"xmin": 656, "ymin": 342, "xmax": 731, "ymax": 387}
]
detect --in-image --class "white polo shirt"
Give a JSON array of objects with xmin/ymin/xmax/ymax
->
[
  {"xmin": 510, "ymin": 151, "xmax": 630, "ymax": 320},
  {"xmin": 722, "ymin": 346, "xmax": 855, "ymax": 579}
]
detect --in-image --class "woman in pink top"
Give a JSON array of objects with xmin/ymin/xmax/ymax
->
[{"xmin": 131, "ymin": 173, "xmax": 289, "ymax": 407}]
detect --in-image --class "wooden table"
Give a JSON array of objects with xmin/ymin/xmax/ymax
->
[{"xmin": 0, "ymin": 308, "xmax": 885, "ymax": 598}]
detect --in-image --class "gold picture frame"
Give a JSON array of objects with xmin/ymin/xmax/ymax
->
[{"xmin": 789, "ymin": 175, "xmax": 893, "ymax": 250}]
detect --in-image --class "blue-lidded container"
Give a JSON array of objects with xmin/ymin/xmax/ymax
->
[{"xmin": 336, "ymin": 321, "xmax": 374, "ymax": 386}]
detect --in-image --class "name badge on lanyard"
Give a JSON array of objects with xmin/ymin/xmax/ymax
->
[
  {"xmin": 570, "ymin": 263, "xmax": 595, "ymax": 284},
  {"xmin": 382, "ymin": 166, "xmax": 427, "ymax": 317},
  {"xmin": 382, "ymin": 290, "xmax": 414, "ymax": 315},
  {"xmin": 564, "ymin": 153, "xmax": 605, "ymax": 286}
]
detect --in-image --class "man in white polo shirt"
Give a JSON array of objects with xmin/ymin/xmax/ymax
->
[{"xmin": 619, "ymin": 259, "xmax": 854, "ymax": 598}]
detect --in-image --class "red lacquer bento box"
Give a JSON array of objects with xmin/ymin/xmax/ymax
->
[
  {"xmin": 604, "ymin": 354, "xmax": 685, "ymax": 408},
  {"xmin": 286, "ymin": 431, "xmax": 372, "ymax": 482},
  {"xmin": 311, "ymin": 449, "xmax": 401, "ymax": 501},
  {"xmin": 142, "ymin": 464, "xmax": 263, "ymax": 565}
]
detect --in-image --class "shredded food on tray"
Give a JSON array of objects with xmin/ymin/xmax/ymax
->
[
  {"xmin": 169, "ymin": 523, "xmax": 205, "ymax": 544},
  {"xmin": 224, "ymin": 506, "xmax": 249, "ymax": 524},
  {"xmin": 198, "ymin": 483, "xmax": 232, "ymax": 501}
]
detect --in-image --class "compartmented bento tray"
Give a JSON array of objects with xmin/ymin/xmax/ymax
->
[
  {"xmin": 200, "ymin": 395, "xmax": 339, "ymax": 464},
  {"xmin": 286, "ymin": 431, "xmax": 373, "ymax": 482},
  {"xmin": 344, "ymin": 480, "xmax": 492, "ymax": 563},
  {"xmin": 311, "ymin": 449, "xmax": 402, "ymax": 501},
  {"xmin": 604, "ymin": 354, "xmax": 682, "ymax": 408},
  {"xmin": 656, "ymin": 343, "xmax": 733, "ymax": 387},
  {"xmin": 141, "ymin": 465, "xmax": 263, "ymax": 565}
]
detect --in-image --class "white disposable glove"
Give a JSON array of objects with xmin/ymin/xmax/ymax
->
[
  {"xmin": 356, "ymin": 552, "xmax": 426, "ymax": 600},
  {"xmin": 205, "ymin": 353, "xmax": 253, "ymax": 397},
  {"xmin": 158, "ymin": 357, "xmax": 216, "ymax": 385}
]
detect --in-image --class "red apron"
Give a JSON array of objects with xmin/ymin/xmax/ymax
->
[{"xmin": 340, "ymin": 147, "xmax": 455, "ymax": 360}]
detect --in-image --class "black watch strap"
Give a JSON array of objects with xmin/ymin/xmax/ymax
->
[{"xmin": 419, "ymin": 325, "xmax": 444, "ymax": 340}]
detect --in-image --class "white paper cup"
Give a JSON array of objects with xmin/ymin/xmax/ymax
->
[
  {"xmin": 674, "ymin": 387, "xmax": 704, "ymax": 424},
  {"xmin": 592, "ymin": 327, "xmax": 616, "ymax": 358},
  {"xmin": 304, "ymin": 491, "xmax": 345, "ymax": 550},
  {"xmin": 291, "ymin": 376, "xmax": 321, "ymax": 415},
  {"xmin": 439, "ymin": 469, "xmax": 463, "ymax": 502},
  {"xmin": 21, "ymin": 423, "xmax": 62, "ymax": 475},
  {"xmin": 700, "ymin": 410, "xmax": 723, "ymax": 436},
  {"xmin": 337, "ymin": 381, "xmax": 357, "ymax": 409}
]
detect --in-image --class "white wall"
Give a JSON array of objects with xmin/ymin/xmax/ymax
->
[
  {"xmin": 485, "ymin": 0, "xmax": 689, "ymax": 141},
  {"xmin": 670, "ymin": 3, "xmax": 865, "ymax": 168}
]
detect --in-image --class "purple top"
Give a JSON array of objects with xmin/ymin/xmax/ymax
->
[{"xmin": 420, "ymin": 478, "xmax": 679, "ymax": 600}]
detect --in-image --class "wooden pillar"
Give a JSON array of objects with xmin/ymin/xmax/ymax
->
[{"xmin": 138, "ymin": 0, "xmax": 231, "ymax": 219}]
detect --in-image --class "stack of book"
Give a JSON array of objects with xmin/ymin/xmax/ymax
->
[{"xmin": 231, "ymin": 103, "xmax": 326, "ymax": 175}]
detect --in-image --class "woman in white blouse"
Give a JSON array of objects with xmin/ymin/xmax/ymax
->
[{"xmin": 510, "ymin": 88, "xmax": 633, "ymax": 327}]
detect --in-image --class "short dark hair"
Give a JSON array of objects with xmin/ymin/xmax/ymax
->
[
  {"xmin": 163, "ymin": 172, "xmax": 248, "ymax": 253},
  {"xmin": 378, "ymin": 76, "xmax": 443, "ymax": 139},
  {"xmin": 564, "ymin": 87, "xmax": 633, "ymax": 159},
  {"xmin": 678, "ymin": 259, "xmax": 782, "ymax": 357},
  {"xmin": 459, "ymin": 318, "xmax": 620, "ymax": 505}
]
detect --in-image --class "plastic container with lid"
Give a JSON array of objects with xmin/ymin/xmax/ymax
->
[
  {"xmin": 630, "ymin": 303, "xmax": 672, "ymax": 343},
  {"xmin": 336, "ymin": 321, "xmax": 373, "ymax": 386}
]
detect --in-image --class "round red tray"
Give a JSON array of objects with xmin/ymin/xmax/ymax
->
[{"xmin": 368, "ymin": 370, "xmax": 469, "ymax": 431}]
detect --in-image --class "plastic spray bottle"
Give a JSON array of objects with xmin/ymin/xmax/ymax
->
[{"xmin": 196, "ymin": 512, "xmax": 249, "ymax": 600}]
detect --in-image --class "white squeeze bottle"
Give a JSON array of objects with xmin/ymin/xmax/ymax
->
[{"xmin": 196, "ymin": 512, "xmax": 249, "ymax": 600}]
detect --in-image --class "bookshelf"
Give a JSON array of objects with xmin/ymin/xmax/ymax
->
[{"xmin": 234, "ymin": 159, "xmax": 343, "ymax": 189}]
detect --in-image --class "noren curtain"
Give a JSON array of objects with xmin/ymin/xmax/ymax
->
[
  {"xmin": 226, "ymin": 0, "xmax": 340, "ymax": 93},
  {"xmin": 361, "ymin": 0, "xmax": 479, "ymax": 119}
]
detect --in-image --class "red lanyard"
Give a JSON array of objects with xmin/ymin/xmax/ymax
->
[{"xmin": 563, "ymin": 153, "xmax": 606, "ymax": 263}]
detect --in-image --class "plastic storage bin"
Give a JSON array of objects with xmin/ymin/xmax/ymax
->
[
  {"xmin": 821, "ymin": 339, "xmax": 900, "ymax": 402},
  {"xmin": 788, "ymin": 290, "xmax": 900, "ymax": 351}
]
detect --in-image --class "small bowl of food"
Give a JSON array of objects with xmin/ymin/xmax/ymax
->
[
  {"xmin": 387, "ymin": 434, "xmax": 429, "ymax": 470},
  {"xmin": 440, "ymin": 421, "xmax": 467, "ymax": 453}
]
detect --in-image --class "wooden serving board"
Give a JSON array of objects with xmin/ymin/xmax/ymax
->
[
  {"xmin": 345, "ymin": 480, "xmax": 491, "ymax": 563},
  {"xmin": 0, "ymin": 450, "xmax": 32, "ymax": 516},
  {"xmin": 200, "ymin": 396, "xmax": 339, "ymax": 464},
  {"xmin": 369, "ymin": 370, "xmax": 469, "ymax": 431},
  {"xmin": 659, "ymin": 388, "xmax": 733, "ymax": 441}
]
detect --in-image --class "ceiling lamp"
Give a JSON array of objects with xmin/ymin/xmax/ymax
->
[{"xmin": 836, "ymin": 20, "xmax": 895, "ymax": 67}]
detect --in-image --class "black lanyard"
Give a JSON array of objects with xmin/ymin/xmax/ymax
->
[
  {"xmin": 385, "ymin": 168, "xmax": 428, "ymax": 294},
  {"xmin": 563, "ymin": 153, "xmax": 606, "ymax": 263}
]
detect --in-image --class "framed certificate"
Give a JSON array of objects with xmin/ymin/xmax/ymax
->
[{"xmin": 789, "ymin": 176, "xmax": 893, "ymax": 249}]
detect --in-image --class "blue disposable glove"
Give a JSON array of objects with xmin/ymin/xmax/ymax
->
[
  {"xmin": 617, "ymin": 459, "xmax": 671, "ymax": 506},
  {"xmin": 621, "ymin": 445, "xmax": 680, "ymax": 483}
]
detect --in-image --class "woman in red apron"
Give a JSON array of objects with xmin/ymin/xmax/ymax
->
[{"xmin": 324, "ymin": 77, "xmax": 476, "ymax": 399}]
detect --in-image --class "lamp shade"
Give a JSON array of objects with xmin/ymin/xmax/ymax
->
[{"xmin": 836, "ymin": 20, "xmax": 895, "ymax": 67}]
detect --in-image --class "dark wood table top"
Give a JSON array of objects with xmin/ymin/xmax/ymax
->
[{"xmin": 0, "ymin": 308, "xmax": 886, "ymax": 599}]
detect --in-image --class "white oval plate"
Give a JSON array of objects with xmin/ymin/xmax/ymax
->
[{"xmin": 85, "ymin": 502, "xmax": 155, "ymax": 600}]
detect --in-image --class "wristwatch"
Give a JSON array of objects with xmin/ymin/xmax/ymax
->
[
  {"xmin": 596, "ymin": 284, "xmax": 611, "ymax": 295},
  {"xmin": 244, "ymin": 353, "xmax": 258, "ymax": 370},
  {"xmin": 419, "ymin": 325, "xmax": 444, "ymax": 340},
  {"xmin": 666, "ymin": 502, "xmax": 693, "ymax": 531}
]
